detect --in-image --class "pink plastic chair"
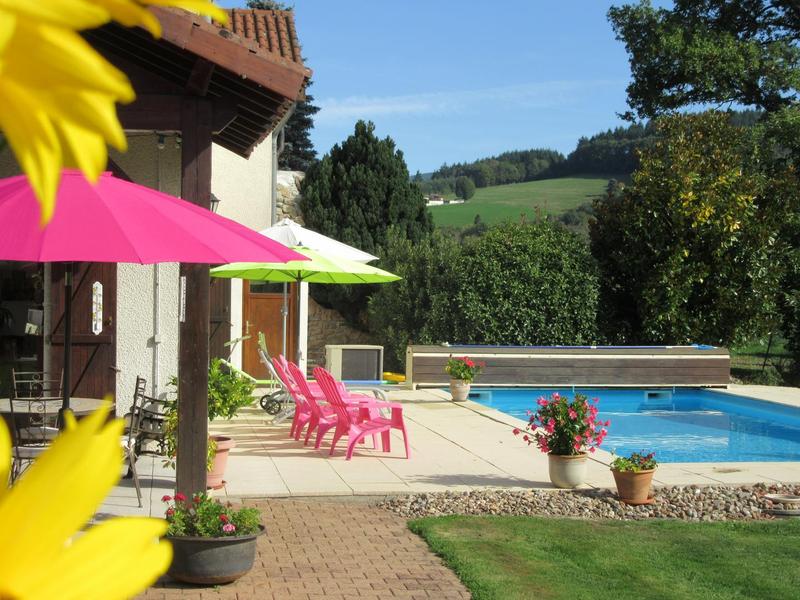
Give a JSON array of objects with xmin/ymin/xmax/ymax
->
[
  {"xmin": 286, "ymin": 360, "xmax": 378, "ymax": 449},
  {"xmin": 314, "ymin": 366, "xmax": 411, "ymax": 460},
  {"xmin": 271, "ymin": 359, "xmax": 312, "ymax": 440}
]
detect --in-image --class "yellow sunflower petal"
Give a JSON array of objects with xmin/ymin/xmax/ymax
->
[
  {"xmin": 141, "ymin": 0, "xmax": 228, "ymax": 25},
  {"xmin": 6, "ymin": 22, "xmax": 135, "ymax": 103},
  {"xmin": 91, "ymin": 0, "xmax": 162, "ymax": 36},
  {"xmin": 0, "ymin": 80, "xmax": 61, "ymax": 224},
  {"xmin": 0, "ymin": 403, "xmax": 124, "ymax": 594},
  {"xmin": 0, "ymin": 11, "xmax": 15, "ymax": 54},
  {"xmin": 47, "ymin": 90, "xmax": 129, "ymax": 152},
  {"xmin": 22, "ymin": 518, "xmax": 172, "ymax": 600},
  {"xmin": 0, "ymin": 417, "xmax": 10, "ymax": 493},
  {"xmin": 0, "ymin": 0, "xmax": 110, "ymax": 30},
  {"xmin": 55, "ymin": 121, "xmax": 109, "ymax": 183}
]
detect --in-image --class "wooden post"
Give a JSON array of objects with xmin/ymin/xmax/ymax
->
[{"xmin": 176, "ymin": 97, "xmax": 213, "ymax": 498}]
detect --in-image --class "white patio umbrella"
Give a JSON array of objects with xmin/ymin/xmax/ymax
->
[{"xmin": 257, "ymin": 219, "xmax": 379, "ymax": 359}]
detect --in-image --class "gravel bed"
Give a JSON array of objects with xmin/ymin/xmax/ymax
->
[{"xmin": 379, "ymin": 483, "xmax": 800, "ymax": 522}]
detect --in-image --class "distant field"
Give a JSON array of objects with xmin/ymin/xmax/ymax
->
[{"xmin": 428, "ymin": 175, "xmax": 618, "ymax": 228}]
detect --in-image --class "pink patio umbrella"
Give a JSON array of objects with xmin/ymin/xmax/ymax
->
[{"xmin": 0, "ymin": 170, "xmax": 306, "ymax": 417}]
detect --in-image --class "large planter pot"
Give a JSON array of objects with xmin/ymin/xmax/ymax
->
[
  {"xmin": 449, "ymin": 379, "xmax": 471, "ymax": 402},
  {"xmin": 207, "ymin": 435, "xmax": 235, "ymax": 490},
  {"xmin": 167, "ymin": 525, "xmax": 266, "ymax": 585},
  {"xmin": 548, "ymin": 453, "xmax": 588, "ymax": 489},
  {"xmin": 611, "ymin": 468, "xmax": 656, "ymax": 504}
]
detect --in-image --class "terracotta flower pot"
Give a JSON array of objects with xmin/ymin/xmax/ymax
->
[
  {"xmin": 207, "ymin": 435, "xmax": 235, "ymax": 490},
  {"xmin": 548, "ymin": 453, "xmax": 588, "ymax": 488},
  {"xmin": 449, "ymin": 379, "xmax": 471, "ymax": 402},
  {"xmin": 167, "ymin": 525, "xmax": 266, "ymax": 585},
  {"xmin": 611, "ymin": 468, "xmax": 656, "ymax": 504}
]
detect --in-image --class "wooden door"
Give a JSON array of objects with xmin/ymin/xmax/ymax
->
[
  {"xmin": 209, "ymin": 277, "xmax": 231, "ymax": 361},
  {"xmin": 50, "ymin": 263, "xmax": 117, "ymax": 400},
  {"xmin": 242, "ymin": 281, "xmax": 296, "ymax": 378}
]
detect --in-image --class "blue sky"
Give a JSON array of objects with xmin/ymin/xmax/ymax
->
[{"xmin": 220, "ymin": 1, "xmax": 640, "ymax": 173}]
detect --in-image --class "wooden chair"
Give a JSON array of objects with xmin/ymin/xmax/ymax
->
[{"xmin": 8, "ymin": 369, "xmax": 63, "ymax": 481}]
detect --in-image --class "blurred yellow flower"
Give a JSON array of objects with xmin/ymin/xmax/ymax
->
[
  {"xmin": 0, "ymin": 0, "xmax": 227, "ymax": 224},
  {"xmin": 0, "ymin": 401, "xmax": 172, "ymax": 599}
]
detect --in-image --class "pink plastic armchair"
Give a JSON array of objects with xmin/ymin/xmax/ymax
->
[
  {"xmin": 271, "ymin": 359, "xmax": 312, "ymax": 440},
  {"xmin": 314, "ymin": 366, "xmax": 411, "ymax": 460},
  {"xmin": 285, "ymin": 360, "xmax": 378, "ymax": 449}
]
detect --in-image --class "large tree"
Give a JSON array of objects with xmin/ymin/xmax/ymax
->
[
  {"xmin": 280, "ymin": 80, "xmax": 320, "ymax": 171},
  {"xmin": 301, "ymin": 120, "xmax": 433, "ymax": 323},
  {"xmin": 591, "ymin": 112, "xmax": 796, "ymax": 346},
  {"xmin": 609, "ymin": 0, "xmax": 800, "ymax": 119}
]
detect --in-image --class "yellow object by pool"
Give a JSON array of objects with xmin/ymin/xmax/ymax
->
[{"xmin": 383, "ymin": 371, "xmax": 406, "ymax": 383}]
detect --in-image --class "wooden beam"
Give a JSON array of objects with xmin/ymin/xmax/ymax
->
[
  {"xmin": 118, "ymin": 94, "xmax": 237, "ymax": 133},
  {"xmin": 176, "ymin": 97, "xmax": 213, "ymax": 499},
  {"xmin": 185, "ymin": 58, "xmax": 215, "ymax": 96}
]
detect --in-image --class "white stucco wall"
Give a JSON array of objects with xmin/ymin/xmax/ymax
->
[
  {"xmin": 211, "ymin": 134, "xmax": 273, "ymax": 370},
  {"xmin": 110, "ymin": 134, "xmax": 182, "ymax": 416}
]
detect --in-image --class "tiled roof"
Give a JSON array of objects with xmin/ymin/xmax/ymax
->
[{"xmin": 218, "ymin": 9, "xmax": 304, "ymax": 67}]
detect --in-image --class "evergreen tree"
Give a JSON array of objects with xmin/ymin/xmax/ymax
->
[
  {"xmin": 246, "ymin": 1, "xmax": 292, "ymax": 9},
  {"xmin": 301, "ymin": 121, "xmax": 433, "ymax": 324},
  {"xmin": 280, "ymin": 80, "xmax": 320, "ymax": 171}
]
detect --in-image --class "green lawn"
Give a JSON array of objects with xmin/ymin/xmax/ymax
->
[
  {"xmin": 729, "ymin": 336, "xmax": 792, "ymax": 384},
  {"xmin": 428, "ymin": 175, "xmax": 619, "ymax": 228},
  {"xmin": 409, "ymin": 515, "xmax": 800, "ymax": 600}
]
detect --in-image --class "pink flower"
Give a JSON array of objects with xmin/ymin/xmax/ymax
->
[
  {"xmin": 512, "ymin": 428, "xmax": 520, "ymax": 435},
  {"xmin": 222, "ymin": 523, "xmax": 236, "ymax": 533},
  {"xmin": 537, "ymin": 397, "xmax": 549, "ymax": 407},
  {"xmin": 604, "ymin": 420, "xmax": 611, "ymax": 427},
  {"xmin": 546, "ymin": 419, "xmax": 556, "ymax": 433},
  {"xmin": 522, "ymin": 434, "xmax": 529, "ymax": 442},
  {"xmin": 552, "ymin": 392, "xmax": 560, "ymax": 400},
  {"xmin": 574, "ymin": 434, "xmax": 582, "ymax": 442},
  {"xmin": 175, "ymin": 493, "xmax": 187, "ymax": 502},
  {"xmin": 165, "ymin": 507, "xmax": 175, "ymax": 517},
  {"xmin": 589, "ymin": 447, "xmax": 596, "ymax": 453},
  {"xmin": 568, "ymin": 408, "xmax": 578, "ymax": 420},
  {"xmin": 161, "ymin": 495, "xmax": 172, "ymax": 503},
  {"xmin": 573, "ymin": 442, "xmax": 582, "ymax": 451},
  {"xmin": 592, "ymin": 397, "xmax": 599, "ymax": 403}
]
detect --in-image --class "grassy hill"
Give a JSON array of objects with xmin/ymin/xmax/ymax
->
[{"xmin": 428, "ymin": 175, "xmax": 618, "ymax": 228}]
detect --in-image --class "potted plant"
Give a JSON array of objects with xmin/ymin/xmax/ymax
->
[
  {"xmin": 164, "ymin": 359, "xmax": 256, "ymax": 488},
  {"xmin": 610, "ymin": 451, "xmax": 657, "ymax": 504},
  {"xmin": 514, "ymin": 392, "xmax": 609, "ymax": 488},
  {"xmin": 163, "ymin": 492, "xmax": 264, "ymax": 585},
  {"xmin": 444, "ymin": 355, "xmax": 484, "ymax": 401}
]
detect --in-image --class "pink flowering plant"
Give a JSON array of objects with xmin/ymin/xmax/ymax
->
[
  {"xmin": 513, "ymin": 392, "xmax": 609, "ymax": 456},
  {"xmin": 445, "ymin": 355, "xmax": 485, "ymax": 383},
  {"xmin": 163, "ymin": 492, "xmax": 261, "ymax": 537}
]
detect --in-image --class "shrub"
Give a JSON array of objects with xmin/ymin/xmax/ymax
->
[
  {"xmin": 610, "ymin": 451, "xmax": 657, "ymax": 472},
  {"xmin": 444, "ymin": 222, "xmax": 600, "ymax": 345},
  {"xmin": 444, "ymin": 355, "xmax": 484, "ymax": 383}
]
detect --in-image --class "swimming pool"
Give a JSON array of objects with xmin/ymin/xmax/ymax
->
[{"xmin": 468, "ymin": 387, "xmax": 800, "ymax": 462}]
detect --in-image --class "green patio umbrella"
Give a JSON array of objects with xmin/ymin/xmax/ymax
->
[{"xmin": 210, "ymin": 246, "xmax": 400, "ymax": 362}]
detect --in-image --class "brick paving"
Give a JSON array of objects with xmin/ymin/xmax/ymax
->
[{"xmin": 140, "ymin": 498, "xmax": 471, "ymax": 600}]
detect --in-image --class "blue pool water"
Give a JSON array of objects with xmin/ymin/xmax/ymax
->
[{"xmin": 469, "ymin": 388, "xmax": 800, "ymax": 462}]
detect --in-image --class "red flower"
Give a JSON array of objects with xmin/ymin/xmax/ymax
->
[
  {"xmin": 465, "ymin": 358, "xmax": 475, "ymax": 368},
  {"xmin": 522, "ymin": 434, "xmax": 529, "ymax": 442},
  {"xmin": 219, "ymin": 514, "xmax": 229, "ymax": 523},
  {"xmin": 161, "ymin": 495, "xmax": 172, "ymax": 503},
  {"xmin": 175, "ymin": 493, "xmax": 187, "ymax": 502},
  {"xmin": 165, "ymin": 507, "xmax": 175, "ymax": 517},
  {"xmin": 512, "ymin": 428, "xmax": 520, "ymax": 435}
]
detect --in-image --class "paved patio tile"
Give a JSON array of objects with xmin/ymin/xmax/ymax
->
[{"xmin": 139, "ymin": 498, "xmax": 470, "ymax": 599}]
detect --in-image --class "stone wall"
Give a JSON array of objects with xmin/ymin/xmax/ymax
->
[
  {"xmin": 274, "ymin": 170, "xmax": 378, "ymax": 369},
  {"xmin": 275, "ymin": 170, "xmax": 305, "ymax": 223},
  {"xmin": 306, "ymin": 300, "xmax": 376, "ymax": 369}
]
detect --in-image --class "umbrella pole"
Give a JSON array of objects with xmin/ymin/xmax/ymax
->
[
  {"xmin": 58, "ymin": 262, "xmax": 73, "ymax": 426},
  {"xmin": 281, "ymin": 282, "xmax": 288, "ymax": 358}
]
